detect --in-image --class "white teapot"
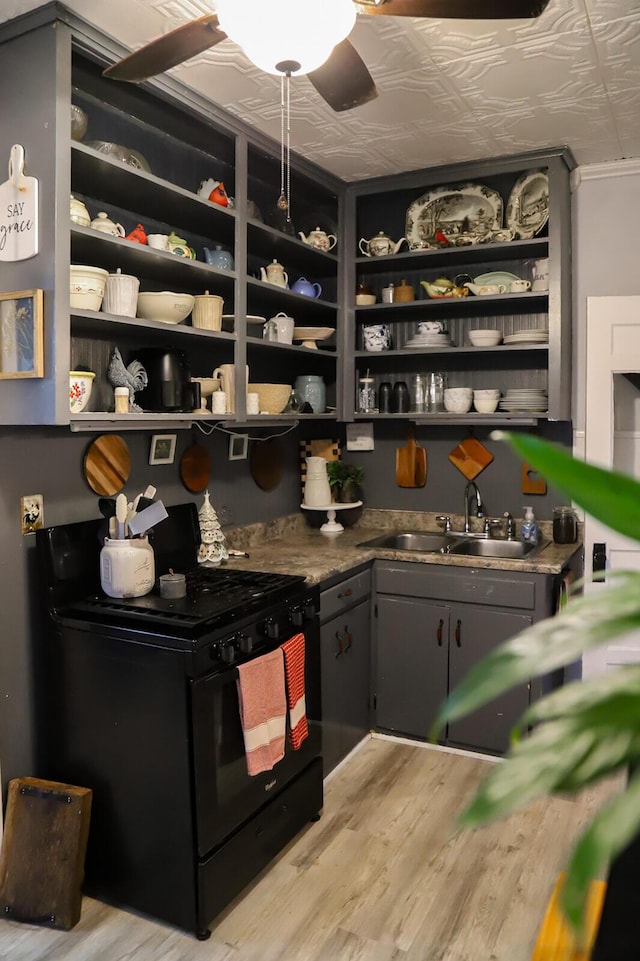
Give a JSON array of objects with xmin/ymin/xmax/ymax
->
[
  {"xmin": 90, "ymin": 211, "xmax": 125, "ymax": 237},
  {"xmin": 299, "ymin": 227, "xmax": 337, "ymax": 252},
  {"xmin": 359, "ymin": 231, "xmax": 406, "ymax": 257},
  {"xmin": 260, "ymin": 259, "xmax": 289, "ymax": 287}
]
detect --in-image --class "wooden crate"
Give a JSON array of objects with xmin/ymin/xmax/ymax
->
[{"xmin": 0, "ymin": 777, "xmax": 92, "ymax": 930}]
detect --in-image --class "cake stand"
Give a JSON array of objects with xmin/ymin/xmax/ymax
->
[{"xmin": 301, "ymin": 501, "xmax": 363, "ymax": 534}]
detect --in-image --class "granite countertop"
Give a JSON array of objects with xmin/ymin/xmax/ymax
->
[{"xmin": 223, "ymin": 510, "xmax": 583, "ymax": 586}]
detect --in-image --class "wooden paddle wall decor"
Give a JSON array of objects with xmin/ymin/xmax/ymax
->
[
  {"xmin": 396, "ymin": 426, "xmax": 427, "ymax": 488},
  {"xmin": 522, "ymin": 461, "xmax": 547, "ymax": 495},
  {"xmin": 448, "ymin": 436, "xmax": 493, "ymax": 481}
]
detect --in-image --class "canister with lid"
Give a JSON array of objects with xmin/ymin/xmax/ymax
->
[
  {"xmin": 358, "ymin": 376, "xmax": 377, "ymax": 413},
  {"xmin": 553, "ymin": 506, "xmax": 578, "ymax": 544}
]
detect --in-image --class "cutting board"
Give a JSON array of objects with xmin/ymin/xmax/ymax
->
[
  {"xmin": 396, "ymin": 426, "xmax": 427, "ymax": 488},
  {"xmin": 251, "ymin": 438, "xmax": 284, "ymax": 491},
  {"xmin": 83, "ymin": 434, "xmax": 131, "ymax": 495},
  {"xmin": 448, "ymin": 436, "xmax": 494, "ymax": 481},
  {"xmin": 180, "ymin": 441, "xmax": 211, "ymax": 493},
  {"xmin": 0, "ymin": 145, "xmax": 38, "ymax": 262}
]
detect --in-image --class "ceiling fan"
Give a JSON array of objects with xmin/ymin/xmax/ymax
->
[{"xmin": 103, "ymin": 0, "xmax": 552, "ymax": 113}]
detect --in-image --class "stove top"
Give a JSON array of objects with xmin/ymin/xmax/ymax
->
[{"xmin": 65, "ymin": 566, "xmax": 308, "ymax": 636}]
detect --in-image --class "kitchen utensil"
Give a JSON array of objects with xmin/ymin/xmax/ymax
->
[
  {"xmin": 69, "ymin": 371, "xmax": 95, "ymax": 413},
  {"xmin": 70, "ymin": 265, "xmax": 109, "ymax": 311},
  {"xmin": 395, "ymin": 425, "xmax": 427, "ymax": 488},
  {"xmin": 180, "ymin": 440, "xmax": 211, "ymax": 493},
  {"xmin": 294, "ymin": 376, "xmax": 325, "ymax": 413},
  {"xmin": 192, "ymin": 292, "xmax": 224, "ymax": 330},
  {"xmin": 100, "ymin": 536, "xmax": 155, "ymax": 597},
  {"xmin": 250, "ymin": 438, "xmax": 285, "ymax": 491},
  {"xmin": 292, "ymin": 327, "xmax": 335, "ymax": 349},
  {"xmin": 393, "ymin": 280, "xmax": 415, "ymax": 302},
  {"xmin": 103, "ymin": 269, "xmax": 140, "ymax": 317},
  {"xmin": 303, "ymin": 456, "xmax": 332, "ymax": 506},
  {"xmin": 135, "ymin": 348, "xmax": 192, "ymax": 412},
  {"xmin": 358, "ymin": 376, "xmax": 377, "ymax": 413},
  {"xmin": 127, "ymin": 500, "xmax": 169, "ymax": 537},
  {"xmin": 448, "ymin": 436, "xmax": 494, "ymax": 481},
  {"xmin": 115, "ymin": 493, "xmax": 128, "ymax": 539},
  {"xmin": 83, "ymin": 434, "xmax": 131, "ymax": 495},
  {"xmin": 90, "ymin": 212, "xmax": 125, "ymax": 236},
  {"xmin": 136, "ymin": 291, "xmax": 195, "ymax": 324}
]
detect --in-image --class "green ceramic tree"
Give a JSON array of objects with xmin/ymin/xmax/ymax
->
[{"xmin": 432, "ymin": 431, "xmax": 640, "ymax": 939}]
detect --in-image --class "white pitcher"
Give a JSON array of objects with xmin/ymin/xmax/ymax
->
[{"xmin": 304, "ymin": 457, "xmax": 331, "ymax": 508}]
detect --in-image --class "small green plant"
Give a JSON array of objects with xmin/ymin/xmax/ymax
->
[
  {"xmin": 432, "ymin": 431, "xmax": 640, "ymax": 942},
  {"xmin": 326, "ymin": 461, "xmax": 364, "ymax": 502}
]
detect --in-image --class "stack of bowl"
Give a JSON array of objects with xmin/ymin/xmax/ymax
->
[
  {"xmin": 473, "ymin": 388, "xmax": 501, "ymax": 413},
  {"xmin": 70, "ymin": 265, "xmax": 109, "ymax": 311},
  {"xmin": 443, "ymin": 387, "xmax": 473, "ymax": 413},
  {"xmin": 467, "ymin": 329, "xmax": 503, "ymax": 347}
]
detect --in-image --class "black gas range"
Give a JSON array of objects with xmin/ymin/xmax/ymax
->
[{"xmin": 36, "ymin": 503, "xmax": 323, "ymax": 939}]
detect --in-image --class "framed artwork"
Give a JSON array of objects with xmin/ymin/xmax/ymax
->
[
  {"xmin": 229, "ymin": 433, "xmax": 249, "ymax": 461},
  {"xmin": 149, "ymin": 433, "xmax": 177, "ymax": 465},
  {"xmin": 0, "ymin": 288, "xmax": 44, "ymax": 378}
]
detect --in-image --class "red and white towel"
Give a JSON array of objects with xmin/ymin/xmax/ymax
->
[
  {"xmin": 236, "ymin": 649, "xmax": 286, "ymax": 776},
  {"xmin": 281, "ymin": 633, "xmax": 308, "ymax": 750}
]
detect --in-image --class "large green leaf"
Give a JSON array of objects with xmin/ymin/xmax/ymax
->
[
  {"xmin": 519, "ymin": 666, "xmax": 640, "ymax": 729},
  {"xmin": 431, "ymin": 571, "xmax": 640, "ymax": 736},
  {"xmin": 561, "ymin": 773, "xmax": 640, "ymax": 934},
  {"xmin": 493, "ymin": 431, "xmax": 640, "ymax": 541}
]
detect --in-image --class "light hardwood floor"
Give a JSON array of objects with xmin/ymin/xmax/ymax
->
[{"xmin": 0, "ymin": 736, "xmax": 619, "ymax": 961}]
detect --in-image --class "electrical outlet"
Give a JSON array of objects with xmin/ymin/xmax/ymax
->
[{"xmin": 21, "ymin": 494, "xmax": 44, "ymax": 535}]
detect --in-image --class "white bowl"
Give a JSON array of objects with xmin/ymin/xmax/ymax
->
[
  {"xmin": 468, "ymin": 329, "xmax": 502, "ymax": 347},
  {"xmin": 70, "ymin": 265, "xmax": 109, "ymax": 311},
  {"xmin": 444, "ymin": 387, "xmax": 473, "ymax": 413},
  {"xmin": 473, "ymin": 388, "xmax": 501, "ymax": 398},
  {"xmin": 69, "ymin": 371, "xmax": 95, "ymax": 413},
  {"xmin": 137, "ymin": 291, "xmax": 195, "ymax": 324},
  {"xmin": 474, "ymin": 396, "xmax": 500, "ymax": 413},
  {"xmin": 247, "ymin": 383, "xmax": 291, "ymax": 414}
]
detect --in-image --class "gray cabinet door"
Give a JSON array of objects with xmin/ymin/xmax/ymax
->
[
  {"xmin": 320, "ymin": 598, "xmax": 371, "ymax": 774},
  {"xmin": 376, "ymin": 596, "xmax": 449, "ymax": 738},
  {"xmin": 447, "ymin": 604, "xmax": 532, "ymax": 754},
  {"xmin": 338, "ymin": 599, "xmax": 371, "ymax": 759}
]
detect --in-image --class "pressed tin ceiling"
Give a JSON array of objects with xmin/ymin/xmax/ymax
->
[{"xmin": 3, "ymin": 0, "xmax": 640, "ymax": 180}]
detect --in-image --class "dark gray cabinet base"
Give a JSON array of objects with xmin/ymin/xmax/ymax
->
[{"xmin": 374, "ymin": 561, "xmax": 558, "ymax": 756}]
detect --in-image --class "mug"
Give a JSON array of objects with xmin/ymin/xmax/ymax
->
[
  {"xmin": 532, "ymin": 258, "xmax": 550, "ymax": 291},
  {"xmin": 362, "ymin": 324, "xmax": 391, "ymax": 352},
  {"xmin": 418, "ymin": 321, "xmax": 446, "ymax": 334},
  {"xmin": 147, "ymin": 233, "xmax": 170, "ymax": 251},
  {"xmin": 510, "ymin": 279, "xmax": 532, "ymax": 293}
]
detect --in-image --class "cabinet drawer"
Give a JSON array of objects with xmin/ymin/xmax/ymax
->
[
  {"xmin": 375, "ymin": 562, "xmax": 536, "ymax": 611},
  {"xmin": 320, "ymin": 569, "xmax": 371, "ymax": 622}
]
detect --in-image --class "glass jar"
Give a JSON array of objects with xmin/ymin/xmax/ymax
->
[
  {"xmin": 358, "ymin": 376, "xmax": 377, "ymax": 413},
  {"xmin": 424, "ymin": 372, "xmax": 446, "ymax": 412},
  {"xmin": 410, "ymin": 374, "xmax": 425, "ymax": 413},
  {"xmin": 295, "ymin": 375, "xmax": 326, "ymax": 413},
  {"xmin": 553, "ymin": 506, "xmax": 578, "ymax": 544}
]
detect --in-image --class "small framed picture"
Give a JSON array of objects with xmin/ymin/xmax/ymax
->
[
  {"xmin": 149, "ymin": 433, "xmax": 177, "ymax": 465},
  {"xmin": 229, "ymin": 433, "xmax": 248, "ymax": 461},
  {"xmin": 0, "ymin": 288, "xmax": 44, "ymax": 379}
]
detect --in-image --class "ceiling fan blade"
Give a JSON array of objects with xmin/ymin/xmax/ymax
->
[
  {"xmin": 307, "ymin": 39, "xmax": 378, "ymax": 113},
  {"xmin": 356, "ymin": 0, "xmax": 551, "ymax": 18},
  {"xmin": 103, "ymin": 15, "xmax": 227, "ymax": 82}
]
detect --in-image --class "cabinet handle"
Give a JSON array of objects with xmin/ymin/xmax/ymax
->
[
  {"xmin": 455, "ymin": 619, "xmax": 462, "ymax": 647},
  {"xmin": 334, "ymin": 630, "xmax": 345, "ymax": 658},
  {"xmin": 436, "ymin": 618, "xmax": 444, "ymax": 646},
  {"xmin": 338, "ymin": 588, "xmax": 353, "ymax": 599},
  {"xmin": 344, "ymin": 629, "xmax": 353, "ymax": 652}
]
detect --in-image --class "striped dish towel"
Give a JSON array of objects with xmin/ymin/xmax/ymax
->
[
  {"xmin": 281, "ymin": 633, "xmax": 308, "ymax": 750},
  {"xmin": 236, "ymin": 648, "xmax": 286, "ymax": 776}
]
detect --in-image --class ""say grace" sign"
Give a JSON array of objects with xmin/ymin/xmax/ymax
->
[{"xmin": 0, "ymin": 144, "xmax": 39, "ymax": 262}]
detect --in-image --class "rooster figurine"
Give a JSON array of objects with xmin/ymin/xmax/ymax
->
[{"xmin": 107, "ymin": 347, "xmax": 148, "ymax": 412}]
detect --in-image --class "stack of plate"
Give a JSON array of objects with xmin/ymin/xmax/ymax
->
[
  {"xmin": 504, "ymin": 329, "xmax": 549, "ymax": 346},
  {"xmin": 499, "ymin": 388, "xmax": 548, "ymax": 413},
  {"xmin": 404, "ymin": 331, "xmax": 454, "ymax": 349}
]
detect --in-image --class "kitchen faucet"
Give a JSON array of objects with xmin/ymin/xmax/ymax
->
[{"xmin": 463, "ymin": 481, "xmax": 484, "ymax": 533}]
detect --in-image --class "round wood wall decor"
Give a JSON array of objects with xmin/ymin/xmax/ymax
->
[{"xmin": 83, "ymin": 434, "xmax": 132, "ymax": 495}]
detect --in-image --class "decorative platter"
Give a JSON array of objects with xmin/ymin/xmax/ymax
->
[
  {"xmin": 293, "ymin": 327, "xmax": 335, "ymax": 349},
  {"xmin": 222, "ymin": 314, "xmax": 266, "ymax": 324},
  {"xmin": 406, "ymin": 182, "xmax": 503, "ymax": 250},
  {"xmin": 506, "ymin": 169, "xmax": 549, "ymax": 239},
  {"xmin": 473, "ymin": 271, "xmax": 521, "ymax": 287}
]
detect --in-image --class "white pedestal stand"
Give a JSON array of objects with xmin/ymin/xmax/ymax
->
[{"xmin": 300, "ymin": 501, "xmax": 363, "ymax": 534}]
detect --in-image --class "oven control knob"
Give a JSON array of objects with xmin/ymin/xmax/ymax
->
[
  {"xmin": 239, "ymin": 633, "xmax": 253, "ymax": 654},
  {"xmin": 264, "ymin": 618, "xmax": 280, "ymax": 640},
  {"xmin": 290, "ymin": 607, "xmax": 304, "ymax": 628},
  {"xmin": 220, "ymin": 641, "xmax": 236, "ymax": 664}
]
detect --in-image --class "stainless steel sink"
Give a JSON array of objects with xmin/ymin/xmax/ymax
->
[
  {"xmin": 357, "ymin": 531, "xmax": 450, "ymax": 552},
  {"xmin": 446, "ymin": 538, "xmax": 547, "ymax": 559}
]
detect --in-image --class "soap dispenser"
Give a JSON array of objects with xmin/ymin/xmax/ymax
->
[{"xmin": 520, "ymin": 506, "xmax": 539, "ymax": 546}]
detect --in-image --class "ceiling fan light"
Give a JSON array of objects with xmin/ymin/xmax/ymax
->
[{"xmin": 216, "ymin": 0, "xmax": 356, "ymax": 75}]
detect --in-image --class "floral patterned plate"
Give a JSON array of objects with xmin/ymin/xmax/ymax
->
[{"xmin": 406, "ymin": 182, "xmax": 503, "ymax": 250}]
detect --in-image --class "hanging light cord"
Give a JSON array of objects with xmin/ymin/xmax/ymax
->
[{"xmin": 278, "ymin": 72, "xmax": 292, "ymax": 222}]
